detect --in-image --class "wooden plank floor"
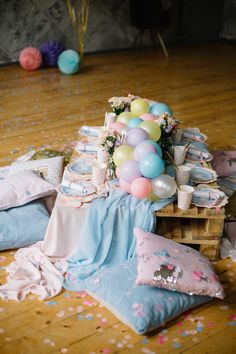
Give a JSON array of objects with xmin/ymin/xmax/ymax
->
[{"xmin": 0, "ymin": 42, "xmax": 236, "ymax": 353}]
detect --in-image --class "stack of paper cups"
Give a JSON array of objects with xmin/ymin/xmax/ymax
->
[
  {"xmin": 176, "ymin": 165, "xmax": 191, "ymax": 186},
  {"xmin": 105, "ymin": 112, "xmax": 116, "ymax": 129},
  {"xmin": 92, "ymin": 162, "xmax": 107, "ymax": 187},
  {"xmin": 174, "ymin": 145, "xmax": 187, "ymax": 165},
  {"xmin": 177, "ymin": 185, "xmax": 195, "ymax": 210},
  {"xmin": 97, "ymin": 147, "xmax": 109, "ymax": 163}
]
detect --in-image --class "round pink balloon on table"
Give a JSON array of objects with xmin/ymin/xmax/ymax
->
[
  {"xmin": 140, "ymin": 113, "xmax": 156, "ymax": 121},
  {"xmin": 130, "ymin": 177, "xmax": 152, "ymax": 199},
  {"xmin": 119, "ymin": 178, "xmax": 131, "ymax": 193},
  {"xmin": 110, "ymin": 122, "xmax": 126, "ymax": 133}
]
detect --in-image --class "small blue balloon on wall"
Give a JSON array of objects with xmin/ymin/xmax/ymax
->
[
  {"xmin": 58, "ymin": 49, "xmax": 80, "ymax": 75},
  {"xmin": 149, "ymin": 102, "xmax": 172, "ymax": 116}
]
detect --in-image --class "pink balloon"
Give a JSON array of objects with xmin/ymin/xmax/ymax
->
[
  {"xmin": 119, "ymin": 178, "xmax": 131, "ymax": 193},
  {"xmin": 19, "ymin": 47, "xmax": 42, "ymax": 71},
  {"xmin": 134, "ymin": 140, "xmax": 157, "ymax": 161},
  {"xmin": 115, "ymin": 167, "xmax": 121, "ymax": 178},
  {"xmin": 140, "ymin": 113, "xmax": 155, "ymax": 121},
  {"xmin": 120, "ymin": 160, "xmax": 142, "ymax": 183},
  {"xmin": 126, "ymin": 127, "xmax": 149, "ymax": 147},
  {"xmin": 110, "ymin": 122, "xmax": 126, "ymax": 133},
  {"xmin": 130, "ymin": 177, "xmax": 152, "ymax": 199}
]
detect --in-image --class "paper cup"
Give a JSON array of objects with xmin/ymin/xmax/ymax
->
[
  {"xmin": 174, "ymin": 145, "xmax": 187, "ymax": 166},
  {"xmin": 105, "ymin": 112, "xmax": 116, "ymax": 128},
  {"xmin": 97, "ymin": 147, "xmax": 109, "ymax": 163},
  {"xmin": 173, "ymin": 129, "xmax": 183, "ymax": 144},
  {"xmin": 176, "ymin": 165, "xmax": 191, "ymax": 186},
  {"xmin": 92, "ymin": 162, "xmax": 107, "ymax": 187},
  {"xmin": 177, "ymin": 185, "xmax": 194, "ymax": 210}
]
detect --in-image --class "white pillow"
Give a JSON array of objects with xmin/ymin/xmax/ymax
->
[
  {"xmin": 0, "ymin": 170, "xmax": 55, "ymax": 211},
  {"xmin": 9, "ymin": 156, "xmax": 64, "ymax": 186}
]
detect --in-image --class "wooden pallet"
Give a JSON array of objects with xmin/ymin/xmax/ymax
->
[{"xmin": 156, "ymin": 203, "xmax": 225, "ymax": 260}]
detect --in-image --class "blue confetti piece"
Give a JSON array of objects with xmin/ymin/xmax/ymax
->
[
  {"xmin": 143, "ymin": 339, "xmax": 149, "ymax": 344},
  {"xmin": 228, "ymin": 321, "xmax": 236, "ymax": 326},
  {"xmin": 78, "ymin": 314, "xmax": 84, "ymax": 320},
  {"xmin": 86, "ymin": 314, "xmax": 94, "ymax": 320},
  {"xmin": 197, "ymin": 326, "xmax": 204, "ymax": 333},
  {"xmin": 63, "ymin": 293, "xmax": 71, "ymax": 298},
  {"xmin": 47, "ymin": 300, "xmax": 58, "ymax": 306},
  {"xmin": 182, "ymin": 332, "xmax": 189, "ymax": 337},
  {"xmin": 173, "ymin": 343, "xmax": 181, "ymax": 349}
]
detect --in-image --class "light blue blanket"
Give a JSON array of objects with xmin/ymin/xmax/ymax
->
[{"xmin": 64, "ymin": 190, "xmax": 174, "ymax": 291}]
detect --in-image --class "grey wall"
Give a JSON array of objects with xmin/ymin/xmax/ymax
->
[{"xmin": 0, "ymin": 0, "xmax": 149, "ymax": 64}]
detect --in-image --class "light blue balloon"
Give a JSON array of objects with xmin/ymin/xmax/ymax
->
[
  {"xmin": 139, "ymin": 153, "xmax": 164, "ymax": 179},
  {"xmin": 149, "ymin": 102, "xmax": 172, "ymax": 116},
  {"xmin": 146, "ymin": 140, "xmax": 163, "ymax": 157},
  {"xmin": 127, "ymin": 118, "xmax": 143, "ymax": 128},
  {"xmin": 58, "ymin": 49, "xmax": 80, "ymax": 75}
]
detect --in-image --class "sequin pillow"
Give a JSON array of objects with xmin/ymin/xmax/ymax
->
[
  {"xmin": 85, "ymin": 258, "xmax": 210, "ymax": 334},
  {"xmin": 9, "ymin": 156, "xmax": 64, "ymax": 186},
  {"xmin": 0, "ymin": 170, "xmax": 55, "ymax": 211},
  {"xmin": 134, "ymin": 228, "xmax": 225, "ymax": 299}
]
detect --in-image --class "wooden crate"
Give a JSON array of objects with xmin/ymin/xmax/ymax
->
[{"xmin": 155, "ymin": 203, "xmax": 225, "ymax": 261}]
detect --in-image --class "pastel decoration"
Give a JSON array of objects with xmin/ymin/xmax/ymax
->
[
  {"xmin": 149, "ymin": 102, "xmax": 172, "ymax": 116},
  {"xmin": 115, "ymin": 167, "xmax": 121, "ymax": 178},
  {"xmin": 139, "ymin": 153, "xmax": 164, "ymax": 179},
  {"xmin": 127, "ymin": 118, "xmax": 143, "ymax": 128},
  {"xmin": 134, "ymin": 228, "xmax": 225, "ymax": 299},
  {"xmin": 139, "ymin": 121, "xmax": 161, "ymax": 141},
  {"xmin": 117, "ymin": 111, "xmax": 133, "ymax": 125},
  {"xmin": 147, "ymin": 140, "xmax": 163, "ymax": 157},
  {"xmin": 130, "ymin": 177, "xmax": 152, "ymax": 199},
  {"xmin": 113, "ymin": 144, "xmax": 134, "ymax": 167},
  {"xmin": 119, "ymin": 178, "xmax": 131, "ymax": 193},
  {"xmin": 85, "ymin": 258, "xmax": 211, "ymax": 335},
  {"xmin": 148, "ymin": 191, "xmax": 161, "ymax": 201},
  {"xmin": 151, "ymin": 174, "xmax": 177, "ymax": 198},
  {"xmin": 40, "ymin": 40, "xmax": 64, "ymax": 67},
  {"xmin": 110, "ymin": 121, "xmax": 126, "ymax": 133},
  {"xmin": 126, "ymin": 128, "xmax": 149, "ymax": 147},
  {"xmin": 19, "ymin": 47, "xmax": 43, "ymax": 71},
  {"xmin": 140, "ymin": 113, "xmax": 155, "ymax": 121},
  {"xmin": 58, "ymin": 49, "xmax": 80, "ymax": 75},
  {"xmin": 120, "ymin": 160, "xmax": 142, "ymax": 183},
  {"xmin": 130, "ymin": 98, "xmax": 149, "ymax": 117},
  {"xmin": 134, "ymin": 140, "xmax": 157, "ymax": 161}
]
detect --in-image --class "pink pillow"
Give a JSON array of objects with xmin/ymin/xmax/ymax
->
[
  {"xmin": 134, "ymin": 228, "xmax": 225, "ymax": 299},
  {"xmin": 211, "ymin": 151, "xmax": 236, "ymax": 177},
  {"xmin": 0, "ymin": 170, "xmax": 55, "ymax": 211}
]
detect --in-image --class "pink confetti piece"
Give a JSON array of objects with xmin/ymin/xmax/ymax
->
[
  {"xmin": 76, "ymin": 291, "xmax": 87, "ymax": 298},
  {"xmin": 77, "ymin": 306, "xmax": 84, "ymax": 313},
  {"xmin": 228, "ymin": 314, "xmax": 236, "ymax": 320},
  {"xmin": 158, "ymin": 335, "xmax": 168, "ymax": 345},
  {"xmin": 176, "ymin": 321, "xmax": 183, "ymax": 327},
  {"xmin": 103, "ymin": 349, "xmax": 112, "ymax": 354},
  {"xmin": 208, "ymin": 321, "xmax": 216, "ymax": 328}
]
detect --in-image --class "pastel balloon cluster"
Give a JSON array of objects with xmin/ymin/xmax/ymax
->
[{"xmin": 111, "ymin": 98, "xmax": 176, "ymax": 200}]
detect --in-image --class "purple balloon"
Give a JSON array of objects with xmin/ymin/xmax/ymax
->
[
  {"xmin": 120, "ymin": 160, "xmax": 142, "ymax": 183},
  {"xmin": 126, "ymin": 128, "xmax": 149, "ymax": 147},
  {"xmin": 134, "ymin": 140, "xmax": 157, "ymax": 161}
]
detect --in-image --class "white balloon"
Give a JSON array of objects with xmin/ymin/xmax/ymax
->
[{"xmin": 151, "ymin": 174, "xmax": 177, "ymax": 199}]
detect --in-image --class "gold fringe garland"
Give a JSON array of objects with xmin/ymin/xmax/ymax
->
[{"xmin": 66, "ymin": 0, "xmax": 90, "ymax": 62}]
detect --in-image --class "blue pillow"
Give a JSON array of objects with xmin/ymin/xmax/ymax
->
[
  {"xmin": 84, "ymin": 259, "xmax": 211, "ymax": 334},
  {"xmin": 0, "ymin": 200, "xmax": 49, "ymax": 250}
]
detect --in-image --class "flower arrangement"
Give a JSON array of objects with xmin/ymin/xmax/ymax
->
[
  {"xmin": 108, "ymin": 94, "xmax": 137, "ymax": 115},
  {"xmin": 100, "ymin": 129, "xmax": 123, "ymax": 178},
  {"xmin": 154, "ymin": 113, "xmax": 180, "ymax": 161}
]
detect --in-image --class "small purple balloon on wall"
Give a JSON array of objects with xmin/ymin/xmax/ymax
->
[{"xmin": 40, "ymin": 41, "xmax": 64, "ymax": 67}]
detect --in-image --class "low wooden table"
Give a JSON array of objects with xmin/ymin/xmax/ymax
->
[{"xmin": 156, "ymin": 203, "xmax": 225, "ymax": 260}]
